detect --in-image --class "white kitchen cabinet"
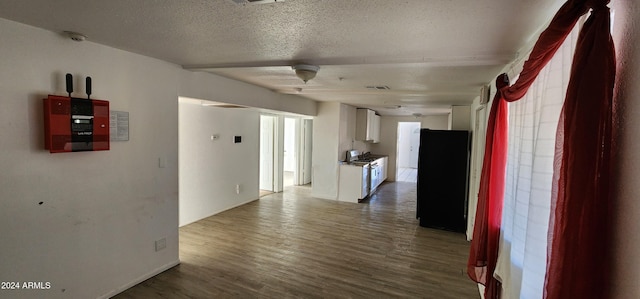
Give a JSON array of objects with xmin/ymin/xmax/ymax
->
[
  {"xmin": 370, "ymin": 156, "xmax": 388, "ymax": 192},
  {"xmin": 379, "ymin": 156, "xmax": 388, "ymax": 181},
  {"xmin": 371, "ymin": 114, "xmax": 381, "ymax": 143},
  {"xmin": 338, "ymin": 164, "xmax": 370, "ymax": 203},
  {"xmin": 356, "ymin": 108, "xmax": 381, "ymax": 143},
  {"xmin": 339, "ymin": 156, "xmax": 389, "ymax": 201}
]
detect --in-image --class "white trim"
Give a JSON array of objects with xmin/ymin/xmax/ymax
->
[
  {"xmin": 100, "ymin": 259, "xmax": 181, "ymax": 299},
  {"xmin": 179, "ymin": 198, "xmax": 259, "ymax": 227}
]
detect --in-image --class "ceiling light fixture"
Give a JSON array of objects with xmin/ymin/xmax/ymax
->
[{"xmin": 292, "ymin": 64, "xmax": 319, "ymax": 83}]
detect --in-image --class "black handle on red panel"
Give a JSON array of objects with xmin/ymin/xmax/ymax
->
[
  {"xmin": 86, "ymin": 77, "xmax": 92, "ymax": 99},
  {"xmin": 65, "ymin": 73, "xmax": 73, "ymax": 97}
]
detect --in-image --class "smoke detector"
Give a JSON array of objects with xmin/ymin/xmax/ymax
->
[{"xmin": 64, "ymin": 31, "xmax": 87, "ymax": 42}]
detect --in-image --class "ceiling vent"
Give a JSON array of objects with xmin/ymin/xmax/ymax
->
[
  {"xmin": 366, "ymin": 86, "xmax": 391, "ymax": 90},
  {"xmin": 227, "ymin": 0, "xmax": 284, "ymax": 5}
]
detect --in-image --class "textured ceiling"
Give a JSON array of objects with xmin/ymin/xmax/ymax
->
[{"xmin": 0, "ymin": 0, "xmax": 564, "ymax": 116}]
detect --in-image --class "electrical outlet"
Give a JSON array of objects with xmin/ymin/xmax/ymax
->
[
  {"xmin": 155, "ymin": 237, "xmax": 166, "ymax": 252},
  {"xmin": 236, "ymin": 184, "xmax": 241, "ymax": 194}
]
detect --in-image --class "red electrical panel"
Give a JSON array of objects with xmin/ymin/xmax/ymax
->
[{"xmin": 43, "ymin": 95, "xmax": 110, "ymax": 153}]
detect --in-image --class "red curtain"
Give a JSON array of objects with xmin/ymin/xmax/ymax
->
[
  {"xmin": 467, "ymin": 0, "xmax": 615, "ymax": 298},
  {"xmin": 544, "ymin": 3, "xmax": 616, "ymax": 299}
]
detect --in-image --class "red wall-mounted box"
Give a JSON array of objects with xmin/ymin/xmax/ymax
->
[{"xmin": 43, "ymin": 95, "xmax": 110, "ymax": 153}]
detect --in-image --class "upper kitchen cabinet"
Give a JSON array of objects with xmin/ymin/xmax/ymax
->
[
  {"xmin": 371, "ymin": 114, "xmax": 380, "ymax": 143},
  {"xmin": 356, "ymin": 108, "xmax": 381, "ymax": 143}
]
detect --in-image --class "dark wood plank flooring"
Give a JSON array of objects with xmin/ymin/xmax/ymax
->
[{"xmin": 114, "ymin": 182, "xmax": 479, "ymax": 298}]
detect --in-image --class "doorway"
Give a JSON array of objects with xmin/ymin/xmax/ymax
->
[
  {"xmin": 260, "ymin": 115, "xmax": 313, "ymax": 195},
  {"xmin": 285, "ymin": 117, "xmax": 313, "ymax": 187},
  {"xmin": 396, "ymin": 122, "xmax": 421, "ymax": 182}
]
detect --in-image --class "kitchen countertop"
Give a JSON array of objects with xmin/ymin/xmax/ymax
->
[{"xmin": 339, "ymin": 155, "xmax": 388, "ymax": 166}]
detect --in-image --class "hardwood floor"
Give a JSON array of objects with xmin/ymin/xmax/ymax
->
[
  {"xmin": 259, "ymin": 189, "xmax": 273, "ymax": 197},
  {"xmin": 114, "ymin": 182, "xmax": 479, "ymax": 299}
]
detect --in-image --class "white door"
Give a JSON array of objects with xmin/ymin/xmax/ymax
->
[
  {"xmin": 408, "ymin": 125, "xmax": 421, "ymax": 167},
  {"xmin": 396, "ymin": 122, "xmax": 420, "ymax": 181},
  {"xmin": 260, "ymin": 115, "xmax": 276, "ymax": 191}
]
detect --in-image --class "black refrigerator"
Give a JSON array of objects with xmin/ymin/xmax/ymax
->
[{"xmin": 416, "ymin": 129, "xmax": 470, "ymax": 233}]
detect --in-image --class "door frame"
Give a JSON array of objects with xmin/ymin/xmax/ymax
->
[
  {"xmin": 261, "ymin": 114, "xmax": 313, "ymax": 192},
  {"xmin": 466, "ymin": 105, "xmax": 487, "ymax": 240},
  {"xmin": 297, "ymin": 118, "xmax": 313, "ymax": 185},
  {"xmin": 260, "ymin": 114, "xmax": 278, "ymax": 192},
  {"xmin": 396, "ymin": 121, "xmax": 421, "ymax": 181}
]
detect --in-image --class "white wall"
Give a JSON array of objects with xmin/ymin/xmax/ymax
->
[
  {"xmin": 312, "ymin": 102, "xmax": 341, "ymax": 199},
  {"xmin": 0, "ymin": 18, "xmax": 180, "ymax": 299},
  {"xmin": 178, "ymin": 99, "xmax": 260, "ymax": 226},
  {"xmin": 371, "ymin": 115, "xmax": 449, "ymax": 181},
  {"xmin": 0, "ymin": 17, "xmax": 315, "ymax": 299},
  {"xmin": 450, "ymin": 105, "xmax": 472, "ymax": 130},
  {"xmin": 610, "ymin": 1, "xmax": 640, "ymax": 298}
]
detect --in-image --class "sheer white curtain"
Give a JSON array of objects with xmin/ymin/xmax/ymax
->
[{"xmin": 493, "ymin": 25, "xmax": 579, "ymax": 299}]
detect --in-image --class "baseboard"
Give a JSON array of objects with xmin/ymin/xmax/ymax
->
[
  {"xmin": 100, "ymin": 259, "xmax": 180, "ymax": 299},
  {"xmin": 179, "ymin": 198, "xmax": 259, "ymax": 227},
  {"xmin": 311, "ymin": 192, "xmax": 337, "ymax": 200},
  {"xmin": 213, "ymin": 198, "xmax": 259, "ymax": 217}
]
